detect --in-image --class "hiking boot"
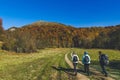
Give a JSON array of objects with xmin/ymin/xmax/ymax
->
[
  {"xmin": 105, "ymin": 74, "xmax": 108, "ymax": 77},
  {"xmin": 75, "ymin": 72, "xmax": 77, "ymax": 76}
]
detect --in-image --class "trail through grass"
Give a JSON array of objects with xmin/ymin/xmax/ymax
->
[
  {"xmin": 68, "ymin": 48, "xmax": 120, "ymax": 80},
  {"xmin": 0, "ymin": 48, "xmax": 120, "ymax": 80}
]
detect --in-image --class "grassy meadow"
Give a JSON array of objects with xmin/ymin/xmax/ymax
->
[
  {"xmin": 0, "ymin": 48, "xmax": 120, "ymax": 80},
  {"xmin": 68, "ymin": 48, "xmax": 120, "ymax": 80}
]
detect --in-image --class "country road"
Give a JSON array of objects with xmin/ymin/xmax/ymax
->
[
  {"xmin": 65, "ymin": 54, "xmax": 89, "ymax": 80},
  {"xmin": 65, "ymin": 53, "xmax": 115, "ymax": 80}
]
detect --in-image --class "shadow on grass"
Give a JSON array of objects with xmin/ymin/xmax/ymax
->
[
  {"xmin": 109, "ymin": 60, "xmax": 120, "ymax": 70},
  {"xmin": 51, "ymin": 66, "xmax": 85, "ymax": 76},
  {"xmin": 90, "ymin": 60, "xmax": 120, "ymax": 70}
]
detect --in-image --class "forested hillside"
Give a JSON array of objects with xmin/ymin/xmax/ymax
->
[{"xmin": 1, "ymin": 21, "xmax": 120, "ymax": 53}]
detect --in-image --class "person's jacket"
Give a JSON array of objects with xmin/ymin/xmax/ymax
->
[
  {"xmin": 82, "ymin": 54, "xmax": 91, "ymax": 64},
  {"xmin": 99, "ymin": 54, "xmax": 106, "ymax": 65},
  {"xmin": 71, "ymin": 54, "xmax": 79, "ymax": 63}
]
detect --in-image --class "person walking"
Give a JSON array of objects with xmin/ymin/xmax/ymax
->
[
  {"xmin": 71, "ymin": 51, "xmax": 79, "ymax": 75},
  {"xmin": 82, "ymin": 51, "xmax": 91, "ymax": 76},
  {"xmin": 99, "ymin": 51, "xmax": 109, "ymax": 77}
]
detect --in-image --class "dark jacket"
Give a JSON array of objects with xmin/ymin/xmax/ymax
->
[{"xmin": 99, "ymin": 54, "xmax": 106, "ymax": 65}]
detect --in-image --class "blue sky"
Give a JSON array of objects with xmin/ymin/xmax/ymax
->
[{"xmin": 0, "ymin": 0, "xmax": 120, "ymax": 29}]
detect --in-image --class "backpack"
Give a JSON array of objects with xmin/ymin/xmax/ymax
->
[
  {"xmin": 73, "ymin": 56, "xmax": 78, "ymax": 62},
  {"xmin": 84, "ymin": 56, "xmax": 89, "ymax": 64},
  {"xmin": 101, "ymin": 54, "xmax": 109, "ymax": 65}
]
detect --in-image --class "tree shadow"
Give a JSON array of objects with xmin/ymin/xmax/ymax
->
[
  {"xmin": 51, "ymin": 66, "xmax": 85, "ymax": 76},
  {"xmin": 91, "ymin": 60, "xmax": 120, "ymax": 70},
  {"xmin": 109, "ymin": 60, "xmax": 120, "ymax": 70}
]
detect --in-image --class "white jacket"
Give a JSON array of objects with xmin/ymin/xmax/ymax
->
[{"xmin": 71, "ymin": 53, "xmax": 79, "ymax": 63}]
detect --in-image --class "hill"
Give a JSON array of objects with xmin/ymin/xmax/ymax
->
[
  {"xmin": 2, "ymin": 21, "xmax": 120, "ymax": 53},
  {"xmin": 0, "ymin": 48, "xmax": 120, "ymax": 80}
]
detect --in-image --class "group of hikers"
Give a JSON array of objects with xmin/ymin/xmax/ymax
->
[{"xmin": 71, "ymin": 51, "xmax": 109, "ymax": 77}]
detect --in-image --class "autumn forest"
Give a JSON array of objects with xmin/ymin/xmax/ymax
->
[{"xmin": 0, "ymin": 21, "xmax": 120, "ymax": 53}]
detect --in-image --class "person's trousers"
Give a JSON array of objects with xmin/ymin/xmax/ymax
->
[
  {"xmin": 100, "ymin": 64, "xmax": 108, "ymax": 76},
  {"xmin": 84, "ymin": 64, "xmax": 90, "ymax": 75},
  {"xmin": 73, "ymin": 63, "xmax": 77, "ymax": 74}
]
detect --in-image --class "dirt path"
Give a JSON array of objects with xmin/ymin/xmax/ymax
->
[
  {"xmin": 78, "ymin": 61, "xmax": 115, "ymax": 80},
  {"xmin": 65, "ymin": 54, "xmax": 89, "ymax": 80}
]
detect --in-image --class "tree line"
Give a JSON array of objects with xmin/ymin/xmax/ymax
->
[{"xmin": 0, "ymin": 22, "xmax": 120, "ymax": 53}]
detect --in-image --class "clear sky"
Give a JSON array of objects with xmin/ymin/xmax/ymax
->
[{"xmin": 0, "ymin": 0, "xmax": 120, "ymax": 29}]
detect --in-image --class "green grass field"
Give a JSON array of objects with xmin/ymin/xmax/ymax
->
[
  {"xmin": 68, "ymin": 48, "xmax": 120, "ymax": 79},
  {"xmin": 0, "ymin": 48, "xmax": 120, "ymax": 80}
]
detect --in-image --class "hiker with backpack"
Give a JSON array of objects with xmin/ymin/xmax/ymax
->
[
  {"xmin": 82, "ymin": 51, "xmax": 91, "ymax": 76},
  {"xmin": 71, "ymin": 51, "xmax": 79, "ymax": 75},
  {"xmin": 99, "ymin": 51, "xmax": 109, "ymax": 77}
]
